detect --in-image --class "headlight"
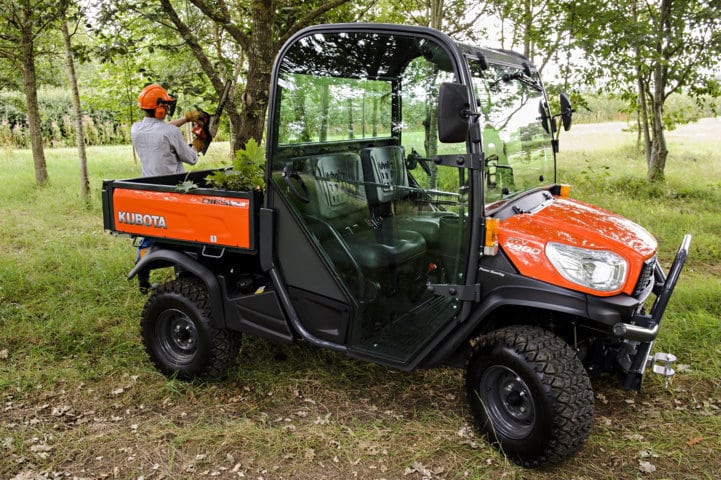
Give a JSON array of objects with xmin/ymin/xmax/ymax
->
[{"xmin": 545, "ymin": 242, "xmax": 627, "ymax": 292}]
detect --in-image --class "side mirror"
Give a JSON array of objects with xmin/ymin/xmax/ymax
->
[
  {"xmin": 438, "ymin": 82, "xmax": 471, "ymax": 143},
  {"xmin": 560, "ymin": 92, "xmax": 573, "ymax": 131}
]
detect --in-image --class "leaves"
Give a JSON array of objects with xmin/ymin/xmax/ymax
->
[
  {"xmin": 176, "ymin": 180, "xmax": 199, "ymax": 192},
  {"xmin": 205, "ymin": 138, "xmax": 264, "ymax": 191},
  {"xmin": 638, "ymin": 460, "xmax": 657, "ymax": 474}
]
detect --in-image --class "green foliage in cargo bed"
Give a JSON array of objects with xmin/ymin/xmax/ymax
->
[{"xmin": 206, "ymin": 139, "xmax": 265, "ymax": 192}]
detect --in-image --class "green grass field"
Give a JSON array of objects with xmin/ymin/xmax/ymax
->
[{"xmin": 1, "ymin": 120, "xmax": 720, "ymax": 479}]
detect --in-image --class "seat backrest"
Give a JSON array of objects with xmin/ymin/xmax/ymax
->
[
  {"xmin": 360, "ymin": 146, "xmax": 407, "ymax": 206},
  {"xmin": 301, "ymin": 153, "xmax": 366, "ymax": 222}
]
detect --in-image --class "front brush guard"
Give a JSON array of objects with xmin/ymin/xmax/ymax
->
[{"xmin": 612, "ymin": 234, "xmax": 691, "ymax": 390}]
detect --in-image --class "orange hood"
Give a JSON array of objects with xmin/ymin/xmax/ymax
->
[{"xmin": 497, "ymin": 197, "xmax": 657, "ymax": 296}]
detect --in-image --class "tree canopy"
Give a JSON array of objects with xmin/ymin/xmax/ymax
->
[
  {"xmin": 572, "ymin": 0, "xmax": 721, "ymax": 181},
  {"xmin": 0, "ymin": 0, "xmax": 71, "ymax": 185},
  {"xmin": 2, "ymin": 0, "xmax": 720, "ymax": 182}
]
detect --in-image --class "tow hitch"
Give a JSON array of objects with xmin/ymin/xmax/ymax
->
[{"xmin": 649, "ymin": 352, "xmax": 677, "ymax": 387}]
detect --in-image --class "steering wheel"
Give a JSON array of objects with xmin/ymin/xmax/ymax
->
[{"xmin": 282, "ymin": 166, "xmax": 310, "ymax": 203}]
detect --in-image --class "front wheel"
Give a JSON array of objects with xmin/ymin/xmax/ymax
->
[
  {"xmin": 466, "ymin": 326, "xmax": 594, "ymax": 467},
  {"xmin": 140, "ymin": 279, "xmax": 240, "ymax": 380}
]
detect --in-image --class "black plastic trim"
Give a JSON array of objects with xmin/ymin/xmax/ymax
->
[
  {"xmin": 101, "ymin": 180, "xmax": 114, "ymax": 231},
  {"xmin": 128, "ymin": 249, "xmax": 226, "ymax": 329},
  {"xmin": 419, "ymin": 270, "xmax": 646, "ymax": 368},
  {"xmin": 433, "ymin": 153, "xmax": 484, "ymax": 170},
  {"xmin": 259, "ymin": 208, "xmax": 275, "ymax": 271},
  {"xmin": 223, "ymin": 278, "xmax": 294, "ymax": 343}
]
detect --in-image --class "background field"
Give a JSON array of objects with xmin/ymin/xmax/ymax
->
[{"xmin": 1, "ymin": 119, "xmax": 720, "ymax": 479}]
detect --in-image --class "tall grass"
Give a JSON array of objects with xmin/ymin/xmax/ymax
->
[
  {"xmin": 1, "ymin": 122, "xmax": 720, "ymax": 478},
  {"xmin": 559, "ymin": 119, "xmax": 721, "ymax": 382}
]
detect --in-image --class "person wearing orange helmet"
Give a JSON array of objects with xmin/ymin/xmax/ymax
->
[
  {"xmin": 131, "ymin": 83, "xmax": 206, "ymax": 292},
  {"xmin": 131, "ymin": 83, "xmax": 205, "ymax": 177}
]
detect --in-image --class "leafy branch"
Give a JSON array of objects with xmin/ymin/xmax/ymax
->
[{"xmin": 205, "ymin": 138, "xmax": 264, "ymax": 191}]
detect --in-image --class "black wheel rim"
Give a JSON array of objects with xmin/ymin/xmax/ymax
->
[
  {"xmin": 156, "ymin": 308, "xmax": 199, "ymax": 367},
  {"xmin": 479, "ymin": 365, "xmax": 536, "ymax": 440}
]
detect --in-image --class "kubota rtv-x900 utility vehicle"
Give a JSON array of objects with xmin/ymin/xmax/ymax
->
[{"xmin": 102, "ymin": 24, "xmax": 690, "ymax": 467}]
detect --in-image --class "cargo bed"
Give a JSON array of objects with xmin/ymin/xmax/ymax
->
[{"xmin": 102, "ymin": 169, "xmax": 258, "ymax": 252}]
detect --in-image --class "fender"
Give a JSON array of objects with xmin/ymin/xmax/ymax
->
[
  {"xmin": 128, "ymin": 248, "xmax": 226, "ymax": 329},
  {"xmin": 420, "ymin": 271, "xmax": 640, "ymax": 369}
]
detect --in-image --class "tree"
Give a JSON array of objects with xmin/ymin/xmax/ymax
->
[
  {"xmin": 0, "ymin": 0, "xmax": 69, "ymax": 185},
  {"xmin": 94, "ymin": 0, "xmax": 357, "ymax": 153},
  {"xmin": 377, "ymin": 0, "xmax": 490, "ymax": 39},
  {"xmin": 92, "ymin": 2, "xmax": 215, "ymax": 136},
  {"xmin": 61, "ymin": 10, "xmax": 89, "ymax": 199},
  {"xmin": 573, "ymin": 0, "xmax": 721, "ymax": 181},
  {"xmin": 174, "ymin": 0, "xmax": 357, "ymax": 151},
  {"xmin": 368, "ymin": 0, "xmax": 491, "ymax": 188}
]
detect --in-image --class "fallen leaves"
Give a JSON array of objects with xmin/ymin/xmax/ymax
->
[
  {"xmin": 314, "ymin": 412, "xmax": 332, "ymax": 425},
  {"xmin": 638, "ymin": 460, "xmax": 657, "ymax": 474},
  {"xmin": 303, "ymin": 448, "xmax": 315, "ymax": 460},
  {"xmin": 404, "ymin": 461, "xmax": 445, "ymax": 479}
]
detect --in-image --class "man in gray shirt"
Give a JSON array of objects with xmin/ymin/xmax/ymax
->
[
  {"xmin": 131, "ymin": 83, "xmax": 203, "ymax": 177},
  {"xmin": 131, "ymin": 83, "xmax": 205, "ymax": 292}
]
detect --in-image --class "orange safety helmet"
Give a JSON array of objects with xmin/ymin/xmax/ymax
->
[{"xmin": 137, "ymin": 83, "xmax": 177, "ymax": 120}]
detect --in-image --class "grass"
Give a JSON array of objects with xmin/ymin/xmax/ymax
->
[{"xmin": 1, "ymin": 120, "xmax": 721, "ymax": 479}]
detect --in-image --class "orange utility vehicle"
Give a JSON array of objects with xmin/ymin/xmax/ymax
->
[{"xmin": 103, "ymin": 23, "xmax": 690, "ymax": 467}]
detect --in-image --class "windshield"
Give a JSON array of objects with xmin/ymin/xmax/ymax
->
[{"xmin": 467, "ymin": 57, "xmax": 555, "ymax": 205}]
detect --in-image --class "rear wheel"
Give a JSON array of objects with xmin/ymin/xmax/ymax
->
[
  {"xmin": 466, "ymin": 326, "xmax": 594, "ymax": 467},
  {"xmin": 141, "ymin": 279, "xmax": 240, "ymax": 380}
]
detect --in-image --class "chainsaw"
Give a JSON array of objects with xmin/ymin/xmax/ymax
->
[
  {"xmin": 191, "ymin": 105, "xmax": 213, "ymax": 155},
  {"xmin": 191, "ymin": 76, "xmax": 235, "ymax": 155}
]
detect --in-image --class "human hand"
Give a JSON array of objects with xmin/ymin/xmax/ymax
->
[{"xmin": 184, "ymin": 109, "xmax": 205, "ymax": 123}]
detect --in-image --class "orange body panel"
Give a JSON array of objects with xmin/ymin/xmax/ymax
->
[
  {"xmin": 498, "ymin": 196, "xmax": 657, "ymax": 296},
  {"xmin": 112, "ymin": 189, "xmax": 253, "ymax": 250}
]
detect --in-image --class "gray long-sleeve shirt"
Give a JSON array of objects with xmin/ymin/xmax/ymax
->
[{"xmin": 131, "ymin": 117, "xmax": 198, "ymax": 177}]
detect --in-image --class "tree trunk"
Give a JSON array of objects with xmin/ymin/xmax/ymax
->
[
  {"xmin": 647, "ymin": 98, "xmax": 668, "ymax": 182},
  {"xmin": 293, "ymin": 85, "xmax": 311, "ymax": 142},
  {"xmin": 182, "ymin": 0, "xmax": 353, "ymax": 153},
  {"xmin": 430, "ymin": 0, "xmax": 443, "ymax": 28},
  {"xmin": 319, "ymin": 81, "xmax": 330, "ymax": 142},
  {"xmin": 647, "ymin": 0, "xmax": 672, "ymax": 182},
  {"xmin": 424, "ymin": 78, "xmax": 439, "ymax": 189},
  {"xmin": 637, "ymin": 80, "xmax": 652, "ymax": 164},
  {"xmin": 346, "ymin": 97, "xmax": 354, "ymax": 139},
  {"xmin": 20, "ymin": 14, "xmax": 48, "ymax": 186},
  {"xmin": 632, "ymin": 0, "xmax": 651, "ymax": 164},
  {"xmin": 236, "ymin": 1, "xmax": 274, "ymax": 150},
  {"xmin": 226, "ymin": 98, "xmax": 242, "ymax": 154},
  {"xmin": 426, "ymin": 0, "xmax": 443, "ymax": 189},
  {"xmin": 522, "ymin": 0, "xmax": 532, "ymax": 59},
  {"xmin": 61, "ymin": 20, "xmax": 89, "ymax": 199},
  {"xmin": 238, "ymin": 63, "xmax": 271, "ymax": 150}
]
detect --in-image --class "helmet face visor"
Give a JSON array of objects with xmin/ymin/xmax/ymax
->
[{"xmin": 158, "ymin": 97, "xmax": 177, "ymax": 117}]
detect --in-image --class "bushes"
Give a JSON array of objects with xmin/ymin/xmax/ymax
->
[{"xmin": 0, "ymin": 88, "xmax": 129, "ymax": 148}]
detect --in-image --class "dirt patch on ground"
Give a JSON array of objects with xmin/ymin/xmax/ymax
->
[{"xmin": 2, "ymin": 355, "xmax": 720, "ymax": 479}]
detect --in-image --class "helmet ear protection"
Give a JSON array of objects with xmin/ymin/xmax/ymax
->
[
  {"xmin": 154, "ymin": 98, "xmax": 177, "ymax": 119},
  {"xmin": 138, "ymin": 84, "xmax": 177, "ymax": 120},
  {"xmin": 154, "ymin": 104, "xmax": 167, "ymax": 120}
]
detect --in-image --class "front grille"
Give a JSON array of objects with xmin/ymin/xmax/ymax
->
[{"xmin": 632, "ymin": 255, "xmax": 657, "ymax": 297}]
